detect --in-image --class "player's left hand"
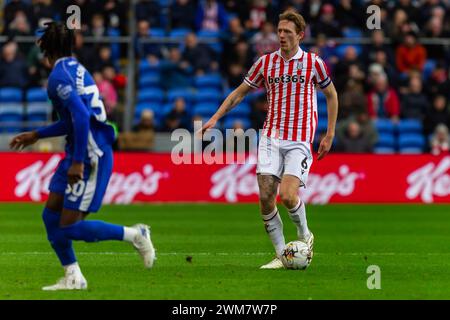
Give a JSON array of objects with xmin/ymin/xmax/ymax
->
[
  {"xmin": 317, "ymin": 134, "xmax": 334, "ymax": 160},
  {"xmin": 68, "ymin": 162, "xmax": 84, "ymax": 186}
]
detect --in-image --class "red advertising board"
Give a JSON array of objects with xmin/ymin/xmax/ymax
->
[{"xmin": 0, "ymin": 152, "xmax": 449, "ymax": 204}]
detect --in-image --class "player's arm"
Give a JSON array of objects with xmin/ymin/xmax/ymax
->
[
  {"xmin": 62, "ymin": 86, "xmax": 91, "ymax": 185},
  {"xmin": 317, "ymin": 81, "xmax": 338, "ymax": 160},
  {"xmin": 9, "ymin": 115, "xmax": 68, "ymax": 151},
  {"xmin": 200, "ymin": 82, "xmax": 252, "ymax": 134}
]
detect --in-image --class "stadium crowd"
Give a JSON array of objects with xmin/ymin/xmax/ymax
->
[{"xmin": 0, "ymin": 0, "xmax": 450, "ymax": 154}]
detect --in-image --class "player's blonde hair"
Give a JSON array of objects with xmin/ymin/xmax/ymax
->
[{"xmin": 279, "ymin": 11, "xmax": 306, "ymax": 34}]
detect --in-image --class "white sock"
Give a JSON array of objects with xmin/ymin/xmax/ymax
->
[
  {"xmin": 262, "ymin": 207, "xmax": 285, "ymax": 257},
  {"xmin": 123, "ymin": 226, "xmax": 139, "ymax": 243},
  {"xmin": 64, "ymin": 262, "xmax": 82, "ymax": 276},
  {"xmin": 288, "ymin": 199, "xmax": 311, "ymax": 240}
]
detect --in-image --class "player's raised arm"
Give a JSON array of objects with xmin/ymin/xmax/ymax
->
[
  {"xmin": 200, "ymin": 81, "xmax": 252, "ymax": 134},
  {"xmin": 317, "ymin": 82, "xmax": 338, "ymax": 160}
]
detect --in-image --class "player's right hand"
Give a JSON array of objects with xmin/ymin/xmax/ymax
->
[
  {"xmin": 68, "ymin": 162, "xmax": 84, "ymax": 186},
  {"xmin": 9, "ymin": 131, "xmax": 39, "ymax": 151},
  {"xmin": 197, "ymin": 118, "xmax": 217, "ymax": 138}
]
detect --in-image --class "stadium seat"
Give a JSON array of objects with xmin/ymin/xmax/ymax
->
[
  {"xmin": 27, "ymin": 102, "xmax": 52, "ymax": 122},
  {"xmin": 0, "ymin": 103, "xmax": 25, "ymax": 133},
  {"xmin": 225, "ymin": 103, "xmax": 251, "ymax": 118},
  {"xmin": 193, "ymin": 103, "xmax": 217, "ymax": 118},
  {"xmin": 397, "ymin": 119, "xmax": 422, "ymax": 134},
  {"xmin": 423, "ymin": 59, "xmax": 436, "ymax": 80},
  {"xmin": 374, "ymin": 119, "xmax": 396, "ymax": 135},
  {"xmin": 317, "ymin": 120, "xmax": 328, "ymax": 133},
  {"xmin": 223, "ymin": 117, "xmax": 251, "ymax": 130},
  {"xmin": 167, "ymin": 88, "xmax": 196, "ymax": 104},
  {"xmin": 374, "ymin": 147, "xmax": 396, "ymax": 154},
  {"xmin": 138, "ymin": 74, "xmax": 161, "ymax": 89},
  {"xmin": 169, "ymin": 28, "xmax": 191, "ymax": 39},
  {"xmin": 399, "ymin": 147, "xmax": 423, "ymax": 154},
  {"xmin": 194, "ymin": 74, "xmax": 222, "ymax": 90},
  {"xmin": 137, "ymin": 88, "xmax": 164, "ymax": 104},
  {"xmin": 375, "ymin": 133, "xmax": 396, "ymax": 149},
  {"xmin": 335, "ymin": 44, "xmax": 362, "ymax": 59},
  {"xmin": 195, "ymin": 89, "xmax": 222, "ymax": 104},
  {"xmin": 0, "ymin": 87, "xmax": 22, "ymax": 102},
  {"xmin": 107, "ymin": 28, "xmax": 121, "ymax": 62},
  {"xmin": 26, "ymin": 88, "xmax": 47, "ymax": 102},
  {"xmin": 139, "ymin": 60, "xmax": 160, "ymax": 74},
  {"xmin": 149, "ymin": 28, "xmax": 166, "ymax": 37},
  {"xmin": 342, "ymin": 28, "xmax": 363, "ymax": 38},
  {"xmin": 398, "ymin": 133, "xmax": 425, "ymax": 150}
]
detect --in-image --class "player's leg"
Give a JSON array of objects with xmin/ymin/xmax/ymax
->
[
  {"xmin": 256, "ymin": 136, "xmax": 285, "ymax": 268},
  {"xmin": 281, "ymin": 143, "xmax": 314, "ymax": 248}
]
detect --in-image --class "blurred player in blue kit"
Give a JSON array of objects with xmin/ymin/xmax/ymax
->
[{"xmin": 9, "ymin": 22, "xmax": 155, "ymax": 290}]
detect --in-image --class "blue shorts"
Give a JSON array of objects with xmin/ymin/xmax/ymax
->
[{"xmin": 49, "ymin": 147, "xmax": 113, "ymax": 213}]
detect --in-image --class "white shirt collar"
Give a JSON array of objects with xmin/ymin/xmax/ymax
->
[
  {"xmin": 276, "ymin": 46, "xmax": 304, "ymax": 61},
  {"xmin": 54, "ymin": 56, "xmax": 73, "ymax": 67}
]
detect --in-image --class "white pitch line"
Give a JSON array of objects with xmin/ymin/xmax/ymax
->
[{"xmin": 0, "ymin": 252, "xmax": 449, "ymax": 256}]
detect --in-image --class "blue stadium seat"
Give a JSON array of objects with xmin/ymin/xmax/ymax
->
[
  {"xmin": 223, "ymin": 117, "xmax": 251, "ymax": 130},
  {"xmin": 343, "ymin": 28, "xmax": 363, "ymax": 38},
  {"xmin": 26, "ymin": 88, "xmax": 47, "ymax": 102},
  {"xmin": 107, "ymin": 28, "xmax": 121, "ymax": 62},
  {"xmin": 169, "ymin": 28, "xmax": 191, "ymax": 39},
  {"xmin": 167, "ymin": 88, "xmax": 196, "ymax": 104},
  {"xmin": 149, "ymin": 28, "xmax": 166, "ymax": 37},
  {"xmin": 0, "ymin": 103, "xmax": 24, "ymax": 133},
  {"xmin": 139, "ymin": 60, "xmax": 160, "ymax": 74},
  {"xmin": 398, "ymin": 133, "xmax": 425, "ymax": 149},
  {"xmin": 317, "ymin": 102, "xmax": 327, "ymax": 117},
  {"xmin": 399, "ymin": 147, "xmax": 423, "ymax": 154},
  {"xmin": 374, "ymin": 147, "xmax": 396, "ymax": 154},
  {"xmin": 137, "ymin": 88, "xmax": 164, "ymax": 103},
  {"xmin": 376, "ymin": 133, "xmax": 396, "ymax": 149},
  {"xmin": 138, "ymin": 74, "xmax": 161, "ymax": 89},
  {"xmin": 195, "ymin": 89, "xmax": 222, "ymax": 104},
  {"xmin": 194, "ymin": 74, "xmax": 222, "ymax": 90},
  {"xmin": 374, "ymin": 119, "xmax": 396, "ymax": 135},
  {"xmin": 197, "ymin": 30, "xmax": 221, "ymax": 38},
  {"xmin": 0, "ymin": 87, "xmax": 22, "ymax": 102},
  {"xmin": 27, "ymin": 102, "xmax": 52, "ymax": 122},
  {"xmin": 423, "ymin": 59, "xmax": 436, "ymax": 80},
  {"xmin": 225, "ymin": 103, "xmax": 251, "ymax": 118},
  {"xmin": 193, "ymin": 103, "xmax": 217, "ymax": 117},
  {"xmin": 317, "ymin": 120, "xmax": 328, "ymax": 133},
  {"xmin": 335, "ymin": 44, "xmax": 362, "ymax": 59},
  {"xmin": 397, "ymin": 119, "xmax": 422, "ymax": 134}
]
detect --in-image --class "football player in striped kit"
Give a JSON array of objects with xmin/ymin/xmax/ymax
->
[{"xmin": 201, "ymin": 11, "xmax": 338, "ymax": 269}]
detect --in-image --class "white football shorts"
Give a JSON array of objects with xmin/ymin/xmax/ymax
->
[{"xmin": 256, "ymin": 135, "xmax": 313, "ymax": 187}]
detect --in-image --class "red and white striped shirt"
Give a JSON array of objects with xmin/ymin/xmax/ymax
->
[{"xmin": 244, "ymin": 47, "xmax": 331, "ymax": 143}]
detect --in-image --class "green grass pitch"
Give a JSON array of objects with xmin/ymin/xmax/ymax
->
[{"xmin": 1, "ymin": 203, "xmax": 450, "ymax": 300}]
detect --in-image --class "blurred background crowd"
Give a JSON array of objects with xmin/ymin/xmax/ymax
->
[{"xmin": 0, "ymin": 0, "xmax": 449, "ymax": 155}]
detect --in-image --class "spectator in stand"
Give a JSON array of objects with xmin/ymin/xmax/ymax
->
[
  {"xmin": 97, "ymin": 0, "xmax": 127, "ymax": 35},
  {"xmin": 221, "ymin": 17, "xmax": 248, "ymax": 74},
  {"xmin": 333, "ymin": 45, "xmax": 362, "ymax": 92},
  {"xmin": 251, "ymin": 21, "xmax": 279, "ymax": 57},
  {"xmin": 423, "ymin": 95, "xmax": 450, "ymax": 136},
  {"xmin": 27, "ymin": 44, "xmax": 51, "ymax": 88},
  {"xmin": 135, "ymin": 0, "xmax": 161, "ymax": 28},
  {"xmin": 312, "ymin": 3, "xmax": 342, "ymax": 38},
  {"xmin": 73, "ymin": 31, "xmax": 96, "ymax": 72},
  {"xmin": 135, "ymin": 20, "xmax": 161, "ymax": 62},
  {"xmin": 229, "ymin": 37, "xmax": 254, "ymax": 71},
  {"xmin": 119, "ymin": 109, "xmax": 155, "ymax": 151},
  {"xmin": 339, "ymin": 80, "xmax": 367, "ymax": 120},
  {"xmin": 3, "ymin": 0, "xmax": 32, "ymax": 35},
  {"xmin": 159, "ymin": 47, "xmax": 193, "ymax": 90},
  {"xmin": 182, "ymin": 33, "xmax": 218, "ymax": 75},
  {"xmin": 391, "ymin": 0, "xmax": 419, "ymax": 24},
  {"xmin": 0, "ymin": 41, "xmax": 28, "ymax": 88},
  {"xmin": 396, "ymin": 31, "xmax": 427, "ymax": 74},
  {"xmin": 133, "ymin": 109, "xmax": 156, "ymax": 133},
  {"xmin": 336, "ymin": 119, "xmax": 376, "ymax": 153},
  {"xmin": 401, "ymin": 76, "xmax": 429, "ymax": 119},
  {"xmin": 94, "ymin": 46, "xmax": 116, "ymax": 73},
  {"xmin": 422, "ymin": 16, "xmax": 448, "ymax": 62},
  {"xmin": 308, "ymin": 33, "xmax": 337, "ymax": 67},
  {"xmin": 171, "ymin": 0, "xmax": 196, "ymax": 30},
  {"xmin": 32, "ymin": 0, "xmax": 55, "ymax": 30},
  {"xmin": 364, "ymin": 30, "xmax": 395, "ymax": 67},
  {"xmin": 367, "ymin": 73, "xmax": 400, "ymax": 122},
  {"xmin": 335, "ymin": 0, "xmax": 363, "ymax": 29},
  {"xmin": 430, "ymin": 124, "xmax": 450, "ymax": 155},
  {"xmin": 89, "ymin": 14, "xmax": 108, "ymax": 38},
  {"xmin": 163, "ymin": 97, "xmax": 191, "ymax": 131},
  {"xmin": 427, "ymin": 62, "xmax": 449, "ymax": 98},
  {"xmin": 93, "ymin": 71, "xmax": 118, "ymax": 118},
  {"xmin": 244, "ymin": 0, "xmax": 277, "ymax": 33},
  {"xmin": 6, "ymin": 11, "xmax": 33, "ymax": 55},
  {"xmin": 371, "ymin": 49, "xmax": 399, "ymax": 88},
  {"xmin": 195, "ymin": 0, "xmax": 228, "ymax": 32},
  {"xmin": 387, "ymin": 8, "xmax": 409, "ymax": 44}
]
